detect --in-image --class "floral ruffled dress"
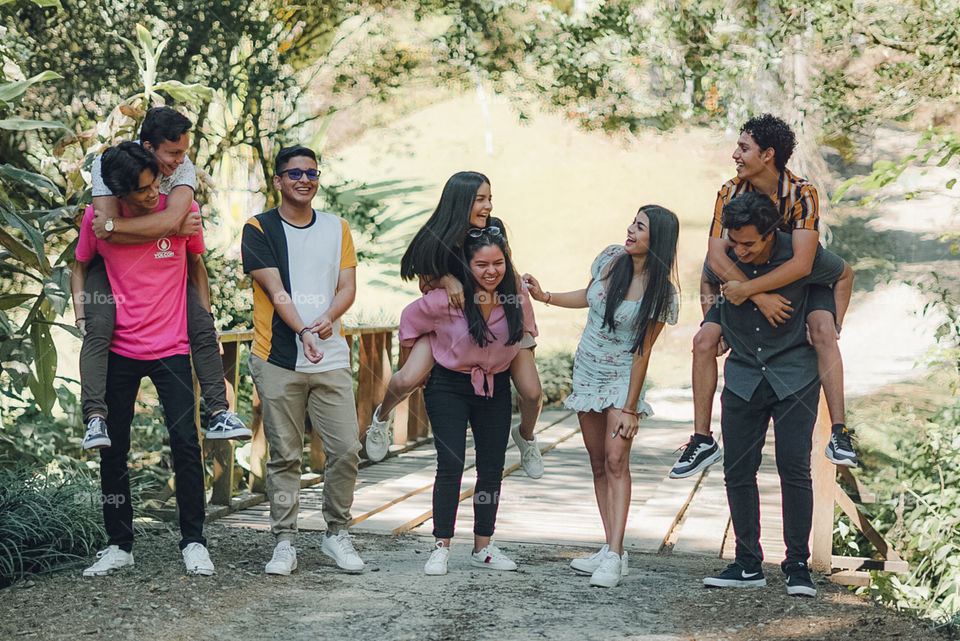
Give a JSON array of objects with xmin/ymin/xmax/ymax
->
[{"xmin": 564, "ymin": 245, "xmax": 679, "ymax": 416}]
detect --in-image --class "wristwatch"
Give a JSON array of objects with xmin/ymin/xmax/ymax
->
[{"xmin": 104, "ymin": 218, "xmax": 115, "ymax": 233}]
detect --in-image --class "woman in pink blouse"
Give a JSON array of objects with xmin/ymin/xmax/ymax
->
[{"xmin": 399, "ymin": 228, "xmax": 537, "ymax": 576}]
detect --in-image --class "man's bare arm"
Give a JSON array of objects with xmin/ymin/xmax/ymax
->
[
  {"xmin": 94, "ymin": 185, "xmax": 198, "ymax": 244},
  {"xmin": 723, "ymin": 229, "xmax": 819, "ymax": 303},
  {"xmin": 833, "ymin": 262, "xmax": 854, "ymax": 328}
]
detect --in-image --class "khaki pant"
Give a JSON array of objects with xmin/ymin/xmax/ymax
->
[{"xmin": 249, "ymin": 355, "xmax": 360, "ymax": 541}]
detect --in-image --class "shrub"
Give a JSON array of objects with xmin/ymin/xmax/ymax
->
[
  {"xmin": 537, "ymin": 349, "xmax": 575, "ymax": 406},
  {"xmin": 0, "ymin": 463, "xmax": 105, "ymax": 588}
]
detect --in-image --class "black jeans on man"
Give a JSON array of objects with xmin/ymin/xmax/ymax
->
[
  {"xmin": 423, "ymin": 365, "xmax": 512, "ymax": 540},
  {"xmin": 100, "ymin": 352, "xmax": 206, "ymax": 551},
  {"xmin": 80, "ymin": 258, "xmax": 227, "ymax": 423},
  {"xmin": 720, "ymin": 376, "xmax": 821, "ymax": 571}
]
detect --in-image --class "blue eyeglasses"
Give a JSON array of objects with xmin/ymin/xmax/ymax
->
[
  {"xmin": 467, "ymin": 226, "xmax": 502, "ymax": 238},
  {"xmin": 279, "ymin": 168, "xmax": 320, "ymax": 181}
]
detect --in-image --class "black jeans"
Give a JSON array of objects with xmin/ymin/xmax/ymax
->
[
  {"xmin": 424, "ymin": 365, "xmax": 512, "ymax": 540},
  {"xmin": 101, "ymin": 352, "xmax": 206, "ymax": 551},
  {"xmin": 720, "ymin": 376, "xmax": 820, "ymax": 571},
  {"xmin": 80, "ymin": 257, "xmax": 227, "ymax": 423}
]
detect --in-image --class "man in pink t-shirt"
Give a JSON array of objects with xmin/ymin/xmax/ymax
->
[{"xmin": 70, "ymin": 142, "xmax": 216, "ymax": 578}]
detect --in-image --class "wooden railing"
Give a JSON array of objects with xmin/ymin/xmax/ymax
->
[{"xmin": 198, "ymin": 326, "xmax": 430, "ymax": 508}]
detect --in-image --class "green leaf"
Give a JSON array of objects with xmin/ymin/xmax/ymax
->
[
  {"xmin": 0, "ymin": 164, "xmax": 62, "ymax": 198},
  {"xmin": 947, "ymin": 178, "xmax": 957, "ymax": 190},
  {"xmin": 151, "ymin": 80, "xmax": 214, "ymax": 104},
  {"xmin": 0, "ymin": 72, "xmax": 62, "ymax": 103},
  {"xmin": 1, "ymin": 210, "xmax": 51, "ymax": 274},
  {"xmin": 42, "ymin": 269, "xmax": 71, "ymax": 316},
  {"xmin": 0, "ymin": 0, "xmax": 63, "ymax": 5},
  {"xmin": 0, "ymin": 118, "xmax": 71, "ymax": 133},
  {"xmin": 0, "ymin": 225, "xmax": 44, "ymax": 273},
  {"xmin": 27, "ymin": 308, "xmax": 57, "ymax": 416},
  {"xmin": 831, "ymin": 176, "xmax": 861, "ymax": 203},
  {"xmin": 0, "ymin": 294, "xmax": 34, "ymax": 310}
]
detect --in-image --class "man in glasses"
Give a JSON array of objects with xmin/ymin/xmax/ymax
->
[
  {"xmin": 78, "ymin": 106, "xmax": 250, "ymax": 453},
  {"xmin": 241, "ymin": 145, "xmax": 366, "ymax": 576}
]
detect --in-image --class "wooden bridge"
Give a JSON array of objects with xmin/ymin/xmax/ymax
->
[{"xmin": 196, "ymin": 327, "xmax": 906, "ymax": 584}]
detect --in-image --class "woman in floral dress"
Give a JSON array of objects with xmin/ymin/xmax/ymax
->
[{"xmin": 523, "ymin": 204, "xmax": 679, "ymax": 587}]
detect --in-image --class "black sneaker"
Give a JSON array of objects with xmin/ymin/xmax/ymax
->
[
  {"xmin": 784, "ymin": 562, "xmax": 817, "ymax": 597},
  {"xmin": 703, "ymin": 562, "xmax": 766, "ymax": 588},
  {"xmin": 670, "ymin": 434, "xmax": 722, "ymax": 478},
  {"xmin": 824, "ymin": 424, "xmax": 858, "ymax": 467}
]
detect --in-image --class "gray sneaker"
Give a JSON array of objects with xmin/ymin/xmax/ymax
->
[{"xmin": 205, "ymin": 410, "xmax": 253, "ymax": 440}]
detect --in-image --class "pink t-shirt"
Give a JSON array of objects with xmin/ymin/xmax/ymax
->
[
  {"xmin": 75, "ymin": 195, "xmax": 204, "ymax": 360},
  {"xmin": 398, "ymin": 288, "xmax": 538, "ymax": 397}
]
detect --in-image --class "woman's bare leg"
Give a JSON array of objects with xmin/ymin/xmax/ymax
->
[
  {"xmin": 510, "ymin": 348, "xmax": 542, "ymax": 440},
  {"xmin": 376, "ymin": 337, "xmax": 434, "ymax": 421},
  {"xmin": 601, "ymin": 409, "xmax": 633, "ymax": 555},
  {"xmin": 579, "ymin": 410, "xmax": 612, "ymax": 544}
]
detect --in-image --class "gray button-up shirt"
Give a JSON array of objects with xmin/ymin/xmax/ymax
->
[{"xmin": 706, "ymin": 231, "xmax": 844, "ymax": 402}]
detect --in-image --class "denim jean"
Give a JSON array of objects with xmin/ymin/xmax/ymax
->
[
  {"xmin": 720, "ymin": 376, "xmax": 821, "ymax": 571},
  {"xmin": 423, "ymin": 365, "xmax": 512, "ymax": 539},
  {"xmin": 100, "ymin": 352, "xmax": 205, "ymax": 551}
]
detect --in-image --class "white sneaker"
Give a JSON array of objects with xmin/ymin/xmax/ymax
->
[
  {"xmin": 424, "ymin": 541, "xmax": 450, "ymax": 576},
  {"xmin": 589, "ymin": 550, "xmax": 623, "ymax": 588},
  {"xmin": 470, "ymin": 543, "xmax": 517, "ymax": 571},
  {"xmin": 511, "ymin": 424, "xmax": 544, "ymax": 479},
  {"xmin": 82, "ymin": 545, "xmax": 133, "ymax": 577},
  {"xmin": 571, "ymin": 545, "xmax": 629, "ymax": 576},
  {"xmin": 322, "ymin": 531, "xmax": 365, "ymax": 573},
  {"xmin": 265, "ymin": 541, "xmax": 297, "ymax": 575},
  {"xmin": 365, "ymin": 404, "xmax": 392, "ymax": 462},
  {"xmin": 182, "ymin": 542, "xmax": 215, "ymax": 576}
]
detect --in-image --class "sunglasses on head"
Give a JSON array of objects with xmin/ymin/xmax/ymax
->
[
  {"xmin": 467, "ymin": 226, "xmax": 502, "ymax": 238},
  {"xmin": 279, "ymin": 168, "xmax": 320, "ymax": 181}
]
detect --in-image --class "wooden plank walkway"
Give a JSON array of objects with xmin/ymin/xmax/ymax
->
[{"xmin": 220, "ymin": 408, "xmax": 793, "ymax": 560}]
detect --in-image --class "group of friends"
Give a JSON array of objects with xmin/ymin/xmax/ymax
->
[{"xmin": 71, "ymin": 108, "xmax": 858, "ymax": 598}]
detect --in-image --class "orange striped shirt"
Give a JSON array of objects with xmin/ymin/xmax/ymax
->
[{"xmin": 708, "ymin": 168, "xmax": 820, "ymax": 238}]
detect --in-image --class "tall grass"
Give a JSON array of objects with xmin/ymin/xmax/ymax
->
[{"xmin": 0, "ymin": 463, "xmax": 105, "ymax": 588}]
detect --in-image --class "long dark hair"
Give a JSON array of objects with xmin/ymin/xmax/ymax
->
[
  {"xmin": 460, "ymin": 230, "xmax": 524, "ymax": 348},
  {"xmin": 601, "ymin": 205, "xmax": 679, "ymax": 354},
  {"xmin": 400, "ymin": 171, "xmax": 490, "ymax": 281}
]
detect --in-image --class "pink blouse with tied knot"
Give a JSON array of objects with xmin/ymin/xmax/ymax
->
[{"xmin": 398, "ymin": 288, "xmax": 538, "ymax": 397}]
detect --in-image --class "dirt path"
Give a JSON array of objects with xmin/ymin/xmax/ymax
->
[{"xmin": 2, "ymin": 524, "xmax": 948, "ymax": 641}]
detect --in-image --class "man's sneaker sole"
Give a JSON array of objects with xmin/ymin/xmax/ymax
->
[
  {"xmin": 204, "ymin": 428, "xmax": 253, "ymax": 441},
  {"xmin": 571, "ymin": 550, "xmax": 629, "ymax": 577},
  {"xmin": 669, "ymin": 448, "xmax": 723, "ymax": 479},
  {"xmin": 82, "ymin": 564, "xmax": 132, "ymax": 577},
  {"xmin": 265, "ymin": 560, "xmax": 297, "ymax": 576},
  {"xmin": 824, "ymin": 446, "xmax": 858, "ymax": 468},
  {"xmin": 703, "ymin": 575, "xmax": 766, "ymax": 588},
  {"xmin": 81, "ymin": 436, "xmax": 112, "ymax": 450},
  {"xmin": 786, "ymin": 582, "xmax": 817, "ymax": 597}
]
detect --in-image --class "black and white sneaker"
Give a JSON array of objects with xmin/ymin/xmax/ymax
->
[
  {"xmin": 824, "ymin": 424, "xmax": 857, "ymax": 467},
  {"xmin": 81, "ymin": 416, "xmax": 111, "ymax": 450},
  {"xmin": 703, "ymin": 562, "xmax": 766, "ymax": 588},
  {"xmin": 784, "ymin": 562, "xmax": 817, "ymax": 597},
  {"xmin": 669, "ymin": 434, "xmax": 722, "ymax": 478}
]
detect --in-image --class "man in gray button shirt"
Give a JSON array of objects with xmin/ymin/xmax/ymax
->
[{"xmin": 702, "ymin": 192, "xmax": 853, "ymax": 596}]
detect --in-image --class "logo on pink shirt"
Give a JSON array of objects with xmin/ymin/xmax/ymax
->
[{"xmin": 154, "ymin": 237, "xmax": 174, "ymax": 259}]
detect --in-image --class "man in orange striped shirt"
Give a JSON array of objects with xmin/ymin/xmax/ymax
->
[{"xmin": 670, "ymin": 114, "xmax": 857, "ymax": 479}]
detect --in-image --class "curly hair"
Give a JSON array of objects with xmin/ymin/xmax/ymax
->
[{"xmin": 741, "ymin": 114, "xmax": 796, "ymax": 172}]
